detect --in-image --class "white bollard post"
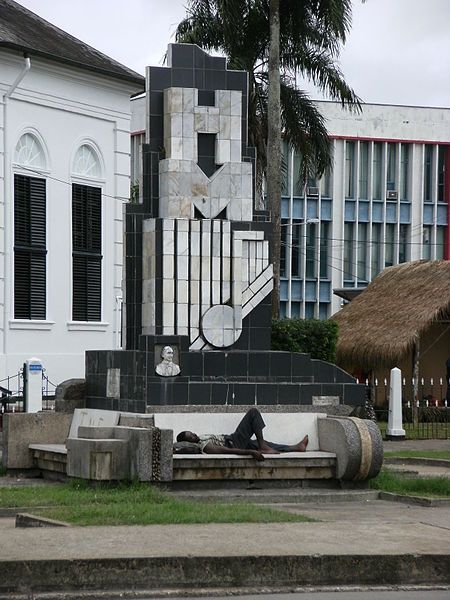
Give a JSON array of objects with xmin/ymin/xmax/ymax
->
[
  {"xmin": 386, "ymin": 367, "xmax": 405, "ymax": 439},
  {"xmin": 24, "ymin": 357, "xmax": 43, "ymax": 413}
]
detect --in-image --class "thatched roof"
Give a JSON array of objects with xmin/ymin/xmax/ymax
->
[{"xmin": 332, "ymin": 260, "xmax": 450, "ymax": 370}]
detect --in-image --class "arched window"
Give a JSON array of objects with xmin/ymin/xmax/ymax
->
[
  {"xmin": 14, "ymin": 133, "xmax": 47, "ymax": 170},
  {"xmin": 71, "ymin": 144, "xmax": 103, "ymax": 321},
  {"xmin": 13, "ymin": 133, "xmax": 47, "ymax": 319},
  {"xmin": 72, "ymin": 144, "xmax": 102, "ymax": 179}
]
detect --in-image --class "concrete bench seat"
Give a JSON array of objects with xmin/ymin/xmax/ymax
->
[{"xmin": 3, "ymin": 407, "xmax": 383, "ymax": 486}]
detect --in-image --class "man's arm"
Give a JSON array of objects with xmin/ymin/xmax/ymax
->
[{"xmin": 202, "ymin": 442, "xmax": 264, "ymax": 461}]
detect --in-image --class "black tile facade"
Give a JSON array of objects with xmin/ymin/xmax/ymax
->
[{"xmin": 85, "ymin": 44, "xmax": 366, "ymax": 413}]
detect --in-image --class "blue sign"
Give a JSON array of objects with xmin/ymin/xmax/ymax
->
[{"xmin": 29, "ymin": 364, "xmax": 42, "ymax": 372}]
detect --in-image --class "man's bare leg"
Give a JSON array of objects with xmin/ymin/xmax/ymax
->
[
  {"xmin": 285, "ymin": 435, "xmax": 308, "ymax": 452},
  {"xmin": 254, "ymin": 429, "xmax": 280, "ymax": 454}
]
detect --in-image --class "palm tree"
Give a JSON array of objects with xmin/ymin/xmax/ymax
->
[{"xmin": 177, "ymin": 0, "xmax": 361, "ymax": 316}]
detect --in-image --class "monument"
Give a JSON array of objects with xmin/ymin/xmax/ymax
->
[{"xmin": 85, "ymin": 44, "xmax": 365, "ymax": 411}]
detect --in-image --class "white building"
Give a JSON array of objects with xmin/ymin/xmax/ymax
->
[
  {"xmin": 0, "ymin": 0, "xmax": 143, "ymax": 387},
  {"xmin": 280, "ymin": 101, "xmax": 450, "ymax": 319}
]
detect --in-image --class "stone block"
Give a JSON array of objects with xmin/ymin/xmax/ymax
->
[
  {"xmin": 66, "ymin": 437, "xmax": 129, "ymax": 480},
  {"xmin": 3, "ymin": 412, "xmax": 72, "ymax": 469},
  {"xmin": 68, "ymin": 408, "xmax": 120, "ymax": 439},
  {"xmin": 118, "ymin": 414, "xmax": 155, "ymax": 428},
  {"xmin": 54, "ymin": 379, "xmax": 86, "ymax": 413},
  {"xmin": 317, "ymin": 416, "xmax": 383, "ymax": 481}
]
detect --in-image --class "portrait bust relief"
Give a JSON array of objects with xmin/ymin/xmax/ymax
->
[{"xmin": 155, "ymin": 346, "xmax": 181, "ymax": 377}]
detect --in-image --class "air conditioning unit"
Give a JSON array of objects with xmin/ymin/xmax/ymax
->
[
  {"xmin": 307, "ymin": 186, "xmax": 319, "ymax": 197},
  {"xmin": 386, "ymin": 190, "xmax": 398, "ymax": 201}
]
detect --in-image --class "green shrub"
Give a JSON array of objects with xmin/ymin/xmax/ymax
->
[{"xmin": 271, "ymin": 318, "xmax": 338, "ymax": 363}]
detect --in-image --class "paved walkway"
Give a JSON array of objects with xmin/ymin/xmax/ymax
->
[{"xmin": 0, "ymin": 438, "xmax": 449, "ymax": 596}]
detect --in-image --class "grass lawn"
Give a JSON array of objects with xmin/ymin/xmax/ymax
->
[
  {"xmin": 0, "ymin": 480, "xmax": 313, "ymax": 526},
  {"xmin": 369, "ymin": 469, "xmax": 450, "ymax": 498},
  {"xmin": 384, "ymin": 450, "xmax": 450, "ymax": 461}
]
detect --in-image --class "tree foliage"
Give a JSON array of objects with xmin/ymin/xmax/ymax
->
[
  {"xmin": 176, "ymin": 0, "xmax": 361, "ymax": 190},
  {"xmin": 271, "ymin": 318, "xmax": 339, "ymax": 362}
]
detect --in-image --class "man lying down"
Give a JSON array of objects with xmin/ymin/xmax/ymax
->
[{"xmin": 175, "ymin": 408, "xmax": 308, "ymax": 461}]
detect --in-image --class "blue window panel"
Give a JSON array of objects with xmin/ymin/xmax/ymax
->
[
  {"xmin": 279, "ymin": 302, "xmax": 287, "ymax": 318},
  {"xmin": 307, "ymin": 199, "xmax": 318, "ymax": 220},
  {"xmin": 386, "ymin": 203, "xmax": 397, "ymax": 223},
  {"xmin": 321, "ymin": 199, "xmax": 332, "ymax": 220},
  {"xmin": 437, "ymin": 204, "xmax": 448, "ymax": 225},
  {"xmin": 291, "ymin": 279, "xmax": 302, "ymax": 301},
  {"xmin": 305, "ymin": 303, "xmax": 315, "ymax": 319},
  {"xmin": 343, "ymin": 279, "xmax": 355, "ymax": 287},
  {"xmin": 280, "ymin": 278, "xmax": 289, "ymax": 301},
  {"xmin": 319, "ymin": 281, "xmax": 331, "ymax": 302},
  {"xmin": 372, "ymin": 202, "xmax": 384, "ymax": 222},
  {"xmin": 423, "ymin": 204, "xmax": 434, "ymax": 225},
  {"xmin": 281, "ymin": 197, "xmax": 290, "ymax": 218},
  {"xmin": 293, "ymin": 198, "xmax": 304, "ymax": 219},
  {"xmin": 319, "ymin": 303, "xmax": 330, "ymax": 320},
  {"xmin": 345, "ymin": 200, "xmax": 356, "ymax": 221},
  {"xmin": 305, "ymin": 281, "xmax": 317, "ymax": 301},
  {"xmin": 291, "ymin": 302, "xmax": 301, "ymax": 318},
  {"xmin": 358, "ymin": 201, "xmax": 370, "ymax": 222},
  {"xmin": 400, "ymin": 203, "xmax": 410, "ymax": 223}
]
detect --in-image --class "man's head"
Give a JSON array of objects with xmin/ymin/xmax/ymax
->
[
  {"xmin": 161, "ymin": 346, "xmax": 174, "ymax": 362},
  {"xmin": 176, "ymin": 430, "xmax": 199, "ymax": 443}
]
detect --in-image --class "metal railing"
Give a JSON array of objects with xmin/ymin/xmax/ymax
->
[
  {"xmin": 0, "ymin": 368, "xmax": 57, "ymax": 427},
  {"xmin": 361, "ymin": 376, "xmax": 450, "ymax": 440}
]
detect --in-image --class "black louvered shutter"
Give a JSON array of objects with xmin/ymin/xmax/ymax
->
[
  {"xmin": 14, "ymin": 174, "xmax": 46, "ymax": 319},
  {"xmin": 72, "ymin": 184, "xmax": 102, "ymax": 321}
]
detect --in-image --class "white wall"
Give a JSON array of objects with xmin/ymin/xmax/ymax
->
[{"xmin": 0, "ymin": 50, "xmax": 139, "ymax": 386}]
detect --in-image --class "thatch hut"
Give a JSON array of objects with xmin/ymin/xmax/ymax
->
[{"xmin": 332, "ymin": 260, "xmax": 450, "ymax": 404}]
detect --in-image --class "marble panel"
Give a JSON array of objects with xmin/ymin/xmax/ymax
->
[
  {"xmin": 170, "ymin": 137, "xmax": 183, "ymax": 159},
  {"xmin": 231, "ymin": 174, "xmax": 242, "ymax": 197},
  {"xmin": 217, "ymin": 90, "xmax": 231, "ymax": 115},
  {"xmin": 222, "ymin": 280, "xmax": 231, "ymax": 303},
  {"xmin": 191, "ymin": 232, "xmax": 200, "ymax": 256},
  {"xmin": 230, "ymin": 116, "xmax": 241, "ymax": 140},
  {"xmin": 216, "ymin": 139, "xmax": 230, "ymax": 164},
  {"xmin": 201, "ymin": 280, "xmax": 211, "ymax": 305},
  {"xmin": 222, "ymin": 233, "xmax": 231, "ymax": 257},
  {"xmin": 194, "ymin": 112, "xmax": 207, "ymax": 132},
  {"xmin": 179, "ymin": 159, "xmax": 193, "ymax": 173},
  {"xmin": 191, "ymin": 256, "xmax": 201, "ymax": 281},
  {"xmin": 230, "ymin": 140, "xmax": 241, "ymax": 162},
  {"xmin": 182, "ymin": 88, "xmax": 195, "ymax": 112},
  {"xmin": 162, "ymin": 255, "xmax": 174, "ymax": 278},
  {"xmin": 212, "ymin": 279, "xmax": 221, "ymax": 305},
  {"xmin": 162, "ymin": 302, "xmax": 175, "ymax": 328},
  {"xmin": 241, "ymin": 197, "xmax": 253, "ymax": 221},
  {"xmin": 230, "ymin": 91, "xmax": 242, "ymax": 116},
  {"xmin": 177, "ymin": 303, "xmax": 189, "ymax": 329},
  {"xmin": 212, "ymin": 257, "xmax": 221, "ymax": 282},
  {"xmin": 219, "ymin": 115, "xmax": 231, "ymax": 139},
  {"xmin": 177, "ymin": 280, "xmax": 189, "ymax": 304},
  {"xmin": 163, "ymin": 231, "xmax": 175, "ymax": 254},
  {"xmin": 142, "ymin": 279, "xmax": 156, "ymax": 303},
  {"xmin": 170, "ymin": 113, "xmax": 183, "ymax": 138},
  {"xmin": 190, "ymin": 278, "xmax": 200, "ymax": 304},
  {"xmin": 163, "ymin": 279, "xmax": 175, "ymax": 303},
  {"xmin": 234, "ymin": 230, "xmax": 263, "ymax": 241},
  {"xmin": 142, "ymin": 302, "xmax": 156, "ymax": 329},
  {"xmin": 222, "ymin": 256, "xmax": 231, "ymax": 282},
  {"xmin": 178, "ymin": 255, "xmax": 189, "ymax": 280},
  {"xmin": 167, "ymin": 87, "xmax": 183, "ymax": 113},
  {"xmin": 182, "ymin": 139, "xmax": 195, "ymax": 161},
  {"xmin": 208, "ymin": 113, "xmax": 219, "ymax": 132},
  {"xmin": 182, "ymin": 113, "xmax": 194, "ymax": 138}
]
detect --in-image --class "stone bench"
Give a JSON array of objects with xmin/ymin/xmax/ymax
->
[
  {"xmin": 2, "ymin": 407, "xmax": 383, "ymax": 485},
  {"xmin": 151, "ymin": 407, "xmax": 383, "ymax": 485}
]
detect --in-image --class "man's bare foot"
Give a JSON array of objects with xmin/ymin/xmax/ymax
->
[{"xmin": 293, "ymin": 435, "xmax": 308, "ymax": 452}]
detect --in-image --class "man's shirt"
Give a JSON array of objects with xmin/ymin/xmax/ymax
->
[{"xmin": 197, "ymin": 434, "xmax": 227, "ymax": 452}]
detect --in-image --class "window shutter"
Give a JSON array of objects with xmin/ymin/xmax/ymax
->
[
  {"xmin": 14, "ymin": 174, "xmax": 46, "ymax": 319},
  {"xmin": 72, "ymin": 184, "xmax": 102, "ymax": 321}
]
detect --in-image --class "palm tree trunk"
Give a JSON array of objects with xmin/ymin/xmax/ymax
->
[{"xmin": 267, "ymin": 0, "xmax": 281, "ymax": 319}]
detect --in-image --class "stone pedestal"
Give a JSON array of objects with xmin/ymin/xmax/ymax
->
[{"xmin": 386, "ymin": 367, "xmax": 406, "ymax": 439}]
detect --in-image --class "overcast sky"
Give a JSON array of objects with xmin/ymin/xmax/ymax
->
[{"xmin": 17, "ymin": 0, "xmax": 450, "ymax": 108}]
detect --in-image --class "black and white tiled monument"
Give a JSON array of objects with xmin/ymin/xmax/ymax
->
[{"xmin": 86, "ymin": 44, "xmax": 365, "ymax": 412}]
